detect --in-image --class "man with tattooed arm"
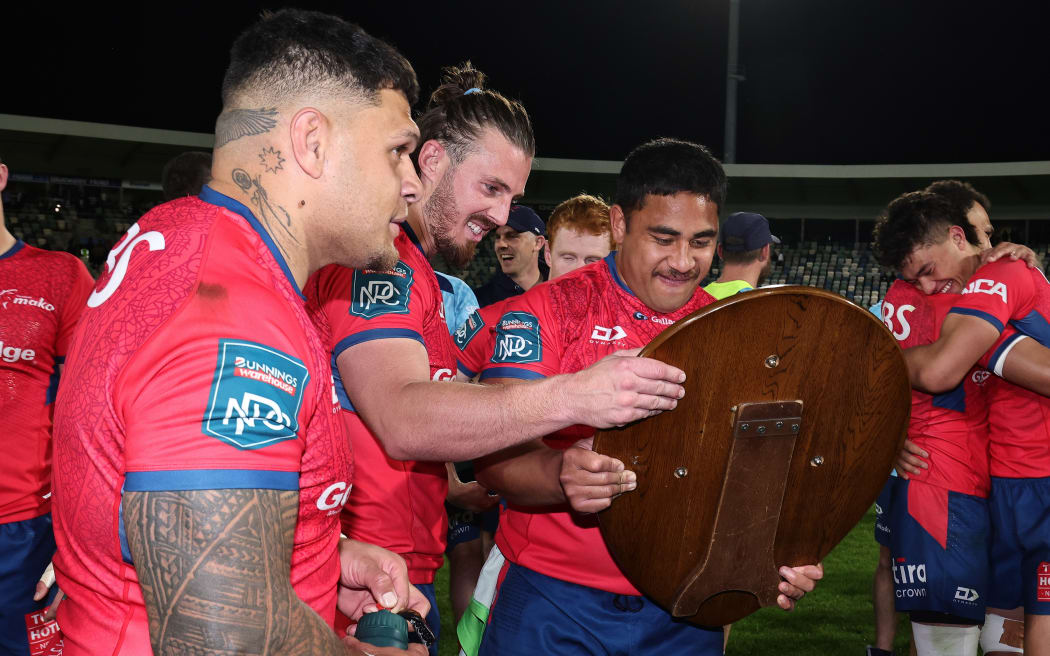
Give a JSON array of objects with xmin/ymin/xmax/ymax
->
[{"xmin": 52, "ymin": 10, "xmax": 428, "ymax": 655}]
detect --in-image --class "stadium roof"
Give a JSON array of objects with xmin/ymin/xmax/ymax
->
[{"xmin": 3, "ymin": 113, "xmax": 1049, "ymax": 220}]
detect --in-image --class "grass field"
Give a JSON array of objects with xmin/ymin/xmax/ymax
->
[{"xmin": 430, "ymin": 508, "xmax": 913, "ymax": 655}]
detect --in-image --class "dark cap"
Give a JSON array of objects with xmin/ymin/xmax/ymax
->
[
  {"xmin": 506, "ymin": 205, "xmax": 545, "ymax": 237},
  {"xmin": 719, "ymin": 212, "xmax": 780, "ymax": 252}
]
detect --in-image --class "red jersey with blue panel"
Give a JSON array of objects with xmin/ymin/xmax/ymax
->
[
  {"xmin": 947, "ymin": 259, "xmax": 1050, "ymax": 613},
  {"xmin": 880, "ymin": 280, "xmax": 994, "ymax": 622},
  {"xmin": 479, "ymin": 253, "xmax": 716, "ymax": 595},
  {"xmin": 51, "ymin": 187, "xmax": 350, "ymax": 656},
  {"xmin": 454, "ymin": 299, "xmax": 508, "ymax": 380},
  {"xmin": 0, "ymin": 240, "xmax": 92, "ymax": 655},
  {"xmin": 476, "ymin": 253, "xmax": 723, "ymax": 655},
  {"xmin": 0, "ymin": 241, "xmax": 93, "ymax": 523},
  {"xmin": 949, "ymin": 259, "xmax": 1050, "ymax": 479},
  {"xmin": 308, "ymin": 223, "xmax": 458, "ymax": 585}
]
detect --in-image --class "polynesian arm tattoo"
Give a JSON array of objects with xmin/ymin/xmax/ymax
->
[
  {"xmin": 214, "ymin": 108, "xmax": 279, "ymax": 148},
  {"xmin": 124, "ymin": 489, "xmax": 351, "ymax": 655},
  {"xmin": 232, "ymin": 168, "xmax": 301, "ymax": 260}
]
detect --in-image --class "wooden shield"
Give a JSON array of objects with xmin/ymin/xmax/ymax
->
[{"xmin": 592, "ymin": 286, "xmax": 910, "ymax": 626}]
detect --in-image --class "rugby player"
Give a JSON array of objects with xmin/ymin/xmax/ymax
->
[
  {"xmin": 873, "ymin": 189, "xmax": 1050, "ymax": 655},
  {"xmin": 452, "ymin": 193, "xmax": 615, "ymax": 655},
  {"xmin": 472, "ymin": 138, "xmax": 822, "ymax": 655},
  {"xmin": 52, "ymin": 11, "xmax": 431, "ymax": 655},
  {"xmin": 0, "ymin": 156, "xmax": 94, "ymax": 654},
  {"xmin": 308, "ymin": 65, "xmax": 686, "ymax": 653}
]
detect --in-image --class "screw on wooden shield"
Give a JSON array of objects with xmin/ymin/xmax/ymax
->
[
  {"xmin": 810, "ymin": 456, "xmax": 824, "ymax": 467},
  {"xmin": 674, "ymin": 467, "xmax": 689, "ymax": 478},
  {"xmin": 765, "ymin": 354, "xmax": 780, "ymax": 368}
]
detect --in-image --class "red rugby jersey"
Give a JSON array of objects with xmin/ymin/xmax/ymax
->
[
  {"xmin": 478, "ymin": 253, "xmax": 716, "ymax": 595},
  {"xmin": 0, "ymin": 241, "xmax": 93, "ymax": 523},
  {"xmin": 881, "ymin": 280, "xmax": 992, "ymax": 497},
  {"xmin": 308, "ymin": 223, "xmax": 457, "ymax": 584},
  {"xmin": 52, "ymin": 188, "xmax": 349, "ymax": 655},
  {"xmin": 949, "ymin": 260, "xmax": 1050, "ymax": 478}
]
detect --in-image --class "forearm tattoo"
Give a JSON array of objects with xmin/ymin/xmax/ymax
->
[
  {"xmin": 124, "ymin": 489, "xmax": 349, "ymax": 655},
  {"xmin": 214, "ymin": 108, "xmax": 278, "ymax": 148}
]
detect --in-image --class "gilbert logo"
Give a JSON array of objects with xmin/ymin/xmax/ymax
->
[
  {"xmin": 971, "ymin": 370, "xmax": 991, "ymax": 385},
  {"xmin": 317, "ymin": 481, "xmax": 352, "ymax": 513},
  {"xmin": 590, "ymin": 325, "xmax": 627, "ymax": 342},
  {"xmin": 0, "ymin": 289, "xmax": 55, "ymax": 312}
]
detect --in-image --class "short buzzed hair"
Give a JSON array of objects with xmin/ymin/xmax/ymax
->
[
  {"xmin": 615, "ymin": 138, "xmax": 727, "ymax": 224},
  {"xmin": 221, "ymin": 9, "xmax": 419, "ymax": 108}
]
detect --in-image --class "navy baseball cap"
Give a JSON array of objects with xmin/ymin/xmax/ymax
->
[
  {"xmin": 506, "ymin": 205, "xmax": 545, "ymax": 237},
  {"xmin": 719, "ymin": 212, "xmax": 780, "ymax": 252}
]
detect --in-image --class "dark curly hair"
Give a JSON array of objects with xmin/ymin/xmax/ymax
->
[
  {"xmin": 872, "ymin": 191, "xmax": 981, "ymax": 270},
  {"xmin": 221, "ymin": 9, "xmax": 418, "ymax": 108},
  {"xmin": 414, "ymin": 62, "xmax": 535, "ymax": 166},
  {"xmin": 615, "ymin": 138, "xmax": 727, "ymax": 224},
  {"xmin": 924, "ymin": 179, "xmax": 991, "ymax": 215}
]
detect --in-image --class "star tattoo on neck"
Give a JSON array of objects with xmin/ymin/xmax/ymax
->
[{"xmin": 259, "ymin": 146, "xmax": 285, "ymax": 174}]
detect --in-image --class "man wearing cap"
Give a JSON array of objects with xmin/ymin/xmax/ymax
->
[
  {"xmin": 703, "ymin": 211, "xmax": 780, "ymax": 300},
  {"xmin": 473, "ymin": 205, "xmax": 547, "ymax": 307}
]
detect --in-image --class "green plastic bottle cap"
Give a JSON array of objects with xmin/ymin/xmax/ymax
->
[{"xmin": 355, "ymin": 609, "xmax": 409, "ymax": 649}]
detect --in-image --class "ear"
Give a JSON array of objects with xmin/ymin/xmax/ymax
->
[
  {"xmin": 760, "ymin": 243, "xmax": 770, "ymax": 262},
  {"xmin": 947, "ymin": 224, "xmax": 968, "ymax": 250},
  {"xmin": 0, "ymin": 163, "xmax": 8, "ymax": 193},
  {"xmin": 716, "ymin": 244, "xmax": 724, "ymax": 260},
  {"xmin": 290, "ymin": 108, "xmax": 327, "ymax": 180},
  {"xmin": 610, "ymin": 205, "xmax": 627, "ymax": 245},
  {"xmin": 416, "ymin": 139, "xmax": 449, "ymax": 186},
  {"xmin": 543, "ymin": 241, "xmax": 552, "ymax": 268},
  {"xmin": 533, "ymin": 235, "xmax": 546, "ymax": 254}
]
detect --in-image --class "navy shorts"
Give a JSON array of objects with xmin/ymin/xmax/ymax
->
[
  {"xmin": 888, "ymin": 480, "xmax": 988, "ymax": 622},
  {"xmin": 446, "ymin": 501, "xmax": 499, "ymax": 552},
  {"xmin": 987, "ymin": 476, "xmax": 1050, "ymax": 614},
  {"xmin": 478, "ymin": 563, "xmax": 723, "ymax": 656},
  {"xmin": 874, "ymin": 475, "xmax": 900, "ymax": 548},
  {"xmin": 0, "ymin": 513, "xmax": 57, "ymax": 654}
]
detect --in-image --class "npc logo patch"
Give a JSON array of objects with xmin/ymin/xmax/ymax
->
[
  {"xmin": 202, "ymin": 339, "xmax": 309, "ymax": 449},
  {"xmin": 491, "ymin": 311, "xmax": 542, "ymax": 364},
  {"xmin": 349, "ymin": 261, "xmax": 414, "ymax": 319},
  {"xmin": 454, "ymin": 309, "xmax": 486, "ymax": 350}
]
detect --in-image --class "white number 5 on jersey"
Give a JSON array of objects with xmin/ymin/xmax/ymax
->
[{"xmin": 87, "ymin": 223, "xmax": 166, "ymax": 307}]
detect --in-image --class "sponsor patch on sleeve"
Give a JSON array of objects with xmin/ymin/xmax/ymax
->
[
  {"xmin": 202, "ymin": 339, "xmax": 310, "ymax": 449},
  {"xmin": 454, "ymin": 309, "xmax": 485, "ymax": 350},
  {"xmin": 490, "ymin": 311, "xmax": 542, "ymax": 364},
  {"xmin": 349, "ymin": 261, "xmax": 414, "ymax": 319}
]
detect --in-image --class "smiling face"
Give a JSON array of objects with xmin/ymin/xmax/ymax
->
[
  {"xmin": 545, "ymin": 227, "xmax": 612, "ymax": 280},
  {"xmin": 611, "ymin": 192, "xmax": 719, "ymax": 313},
  {"xmin": 967, "ymin": 202, "xmax": 993, "ymax": 250},
  {"xmin": 421, "ymin": 128, "xmax": 532, "ymax": 267},
  {"xmin": 494, "ymin": 226, "xmax": 542, "ymax": 277},
  {"xmin": 899, "ymin": 224, "xmax": 982, "ymax": 295}
]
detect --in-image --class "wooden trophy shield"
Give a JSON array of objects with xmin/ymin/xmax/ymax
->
[{"xmin": 592, "ymin": 286, "xmax": 910, "ymax": 627}]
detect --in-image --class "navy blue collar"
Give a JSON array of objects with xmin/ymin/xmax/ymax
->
[
  {"xmin": 605, "ymin": 251, "xmax": 636, "ymax": 297},
  {"xmin": 198, "ymin": 186, "xmax": 304, "ymax": 300},
  {"xmin": 401, "ymin": 221, "xmax": 426, "ymax": 258},
  {"xmin": 0, "ymin": 239, "xmax": 25, "ymax": 261}
]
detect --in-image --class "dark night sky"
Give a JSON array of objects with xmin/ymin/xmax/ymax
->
[{"xmin": 7, "ymin": 1, "xmax": 1050, "ymax": 164}]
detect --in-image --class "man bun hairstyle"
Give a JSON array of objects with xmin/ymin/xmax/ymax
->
[
  {"xmin": 415, "ymin": 62, "xmax": 535, "ymax": 166},
  {"xmin": 221, "ymin": 9, "xmax": 419, "ymax": 107},
  {"xmin": 872, "ymin": 190, "xmax": 980, "ymax": 270},
  {"xmin": 615, "ymin": 138, "xmax": 727, "ymax": 222}
]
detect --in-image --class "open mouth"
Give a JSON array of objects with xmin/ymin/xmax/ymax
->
[{"xmin": 937, "ymin": 280, "xmax": 954, "ymax": 294}]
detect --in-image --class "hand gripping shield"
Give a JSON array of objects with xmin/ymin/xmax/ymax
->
[{"xmin": 593, "ymin": 287, "xmax": 910, "ymax": 626}]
